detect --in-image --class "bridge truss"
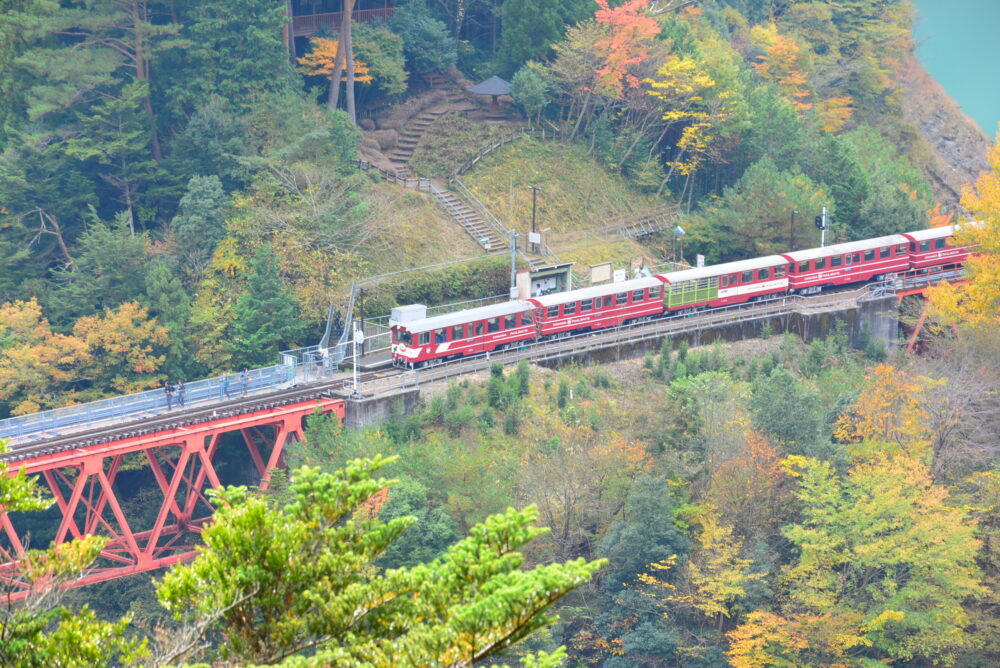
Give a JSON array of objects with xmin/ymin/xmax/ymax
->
[{"xmin": 1, "ymin": 397, "xmax": 345, "ymax": 601}]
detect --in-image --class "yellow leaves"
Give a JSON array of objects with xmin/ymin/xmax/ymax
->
[
  {"xmin": 833, "ymin": 364, "xmax": 939, "ymax": 461},
  {"xmin": 297, "ymin": 37, "xmax": 373, "ymax": 84},
  {"xmin": 726, "ymin": 611, "xmax": 810, "ymax": 668},
  {"xmin": 928, "ymin": 136, "xmax": 1000, "ymax": 326},
  {"xmin": 210, "ymin": 237, "xmax": 246, "ymax": 277}
]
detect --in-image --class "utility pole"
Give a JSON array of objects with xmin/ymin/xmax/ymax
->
[
  {"xmin": 790, "ymin": 210, "xmax": 797, "ymax": 250},
  {"xmin": 509, "ymin": 228, "xmax": 518, "ymax": 294},
  {"xmin": 528, "ymin": 185, "xmax": 541, "ymax": 254},
  {"xmin": 358, "ymin": 287, "xmax": 366, "ymax": 356},
  {"xmin": 821, "ymin": 206, "xmax": 828, "ymax": 247}
]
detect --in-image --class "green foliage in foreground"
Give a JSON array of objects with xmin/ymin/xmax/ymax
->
[{"xmin": 157, "ymin": 456, "xmax": 605, "ymax": 666}]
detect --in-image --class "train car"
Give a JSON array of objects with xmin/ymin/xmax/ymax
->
[
  {"xmin": 391, "ymin": 300, "xmax": 535, "ymax": 367},
  {"xmin": 903, "ymin": 225, "xmax": 973, "ymax": 270},
  {"xmin": 658, "ymin": 255, "xmax": 790, "ymax": 310},
  {"xmin": 783, "ymin": 234, "xmax": 910, "ymax": 295},
  {"xmin": 528, "ymin": 276, "xmax": 665, "ymax": 337}
]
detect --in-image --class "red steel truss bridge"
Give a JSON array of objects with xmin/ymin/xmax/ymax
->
[{"xmin": 0, "ymin": 387, "xmax": 344, "ymax": 601}]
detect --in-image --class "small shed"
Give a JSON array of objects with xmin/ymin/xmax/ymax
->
[{"xmin": 467, "ymin": 75, "xmax": 511, "ymax": 117}]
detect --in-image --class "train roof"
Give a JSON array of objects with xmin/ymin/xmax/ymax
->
[
  {"xmin": 781, "ymin": 234, "xmax": 909, "ymax": 263},
  {"xmin": 528, "ymin": 276, "xmax": 663, "ymax": 307},
  {"xmin": 395, "ymin": 300, "xmax": 532, "ymax": 334},
  {"xmin": 658, "ymin": 255, "xmax": 787, "ymax": 284},
  {"xmin": 901, "ymin": 225, "xmax": 955, "ymax": 242}
]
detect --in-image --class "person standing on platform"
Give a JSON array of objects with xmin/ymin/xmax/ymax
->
[
  {"xmin": 164, "ymin": 381, "xmax": 174, "ymax": 410},
  {"xmin": 221, "ymin": 374, "xmax": 231, "ymax": 400},
  {"xmin": 176, "ymin": 380, "xmax": 186, "ymax": 408},
  {"xmin": 240, "ymin": 368, "xmax": 251, "ymax": 397}
]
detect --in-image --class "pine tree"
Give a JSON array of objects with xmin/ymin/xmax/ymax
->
[{"xmin": 230, "ymin": 246, "xmax": 304, "ymax": 368}]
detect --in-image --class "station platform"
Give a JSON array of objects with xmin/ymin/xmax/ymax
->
[{"xmin": 357, "ymin": 350, "xmax": 394, "ymax": 371}]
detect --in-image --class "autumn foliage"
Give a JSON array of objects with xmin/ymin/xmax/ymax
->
[
  {"xmin": 297, "ymin": 37, "xmax": 373, "ymax": 84},
  {"xmin": 594, "ymin": 0, "xmax": 661, "ymax": 97}
]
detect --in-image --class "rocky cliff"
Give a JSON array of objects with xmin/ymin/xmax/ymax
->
[{"xmin": 897, "ymin": 52, "xmax": 993, "ymax": 209}]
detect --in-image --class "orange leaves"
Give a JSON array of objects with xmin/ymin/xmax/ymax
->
[
  {"xmin": 816, "ymin": 95, "xmax": 854, "ymax": 132},
  {"xmin": 297, "ymin": 37, "xmax": 373, "ymax": 84},
  {"xmin": 750, "ymin": 23, "xmax": 812, "ymax": 111},
  {"xmin": 594, "ymin": 0, "xmax": 661, "ymax": 98}
]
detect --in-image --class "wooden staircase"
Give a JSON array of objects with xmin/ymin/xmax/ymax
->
[{"xmin": 430, "ymin": 182, "xmax": 508, "ymax": 254}]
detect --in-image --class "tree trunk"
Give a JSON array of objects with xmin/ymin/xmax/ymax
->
[
  {"xmin": 328, "ymin": 38, "xmax": 346, "ymax": 110},
  {"xmin": 343, "ymin": 0, "xmax": 356, "ymax": 123},
  {"xmin": 132, "ymin": 0, "xmax": 162, "ymax": 162}
]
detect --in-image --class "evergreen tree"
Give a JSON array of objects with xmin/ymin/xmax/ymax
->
[
  {"xmin": 389, "ymin": 0, "xmax": 457, "ymax": 73},
  {"xmin": 497, "ymin": 0, "xmax": 591, "ymax": 74},
  {"xmin": 156, "ymin": 456, "xmax": 604, "ymax": 666},
  {"xmin": 170, "ymin": 174, "xmax": 229, "ymax": 269},
  {"xmin": 231, "ymin": 246, "xmax": 304, "ymax": 368},
  {"xmin": 596, "ymin": 475, "xmax": 690, "ymax": 666},
  {"xmin": 46, "ymin": 211, "xmax": 150, "ymax": 326},
  {"xmin": 144, "ymin": 260, "xmax": 195, "ymax": 379}
]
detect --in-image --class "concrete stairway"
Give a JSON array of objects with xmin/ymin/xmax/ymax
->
[
  {"xmin": 387, "ymin": 107, "xmax": 448, "ymax": 168},
  {"xmin": 430, "ymin": 183, "xmax": 508, "ymax": 254}
]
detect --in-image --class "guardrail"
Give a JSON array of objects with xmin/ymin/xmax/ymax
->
[
  {"xmin": 448, "ymin": 177, "xmax": 512, "ymax": 242},
  {"xmin": 452, "ymin": 126, "xmax": 563, "ymax": 178},
  {"xmin": 352, "ymin": 159, "xmax": 432, "ymax": 192},
  {"xmin": 0, "ymin": 363, "xmax": 296, "ymax": 446},
  {"xmin": 349, "ymin": 284, "xmax": 886, "ymax": 397}
]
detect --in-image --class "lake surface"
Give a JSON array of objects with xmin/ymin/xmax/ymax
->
[{"xmin": 912, "ymin": 0, "xmax": 1000, "ymax": 138}]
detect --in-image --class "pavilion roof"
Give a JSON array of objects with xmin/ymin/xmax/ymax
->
[{"xmin": 467, "ymin": 75, "xmax": 511, "ymax": 96}]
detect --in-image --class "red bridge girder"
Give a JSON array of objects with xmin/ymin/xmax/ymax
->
[{"xmin": 1, "ymin": 397, "xmax": 345, "ymax": 601}]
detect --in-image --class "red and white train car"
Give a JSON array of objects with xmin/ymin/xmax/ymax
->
[
  {"xmin": 903, "ymin": 225, "xmax": 972, "ymax": 270},
  {"xmin": 783, "ymin": 234, "xmax": 910, "ymax": 294},
  {"xmin": 528, "ymin": 276, "xmax": 664, "ymax": 337},
  {"xmin": 391, "ymin": 301, "xmax": 535, "ymax": 367}
]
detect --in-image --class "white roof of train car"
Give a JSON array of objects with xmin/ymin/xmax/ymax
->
[
  {"xmin": 782, "ymin": 234, "xmax": 909, "ymax": 263},
  {"xmin": 396, "ymin": 300, "xmax": 532, "ymax": 334},
  {"xmin": 658, "ymin": 255, "xmax": 787, "ymax": 284},
  {"xmin": 902, "ymin": 225, "xmax": 955, "ymax": 242},
  {"xmin": 529, "ymin": 276, "xmax": 663, "ymax": 307}
]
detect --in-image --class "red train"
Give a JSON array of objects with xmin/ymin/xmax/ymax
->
[{"xmin": 390, "ymin": 226, "xmax": 973, "ymax": 368}]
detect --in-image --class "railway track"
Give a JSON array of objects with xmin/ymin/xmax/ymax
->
[{"xmin": 0, "ymin": 279, "xmax": 911, "ymax": 463}]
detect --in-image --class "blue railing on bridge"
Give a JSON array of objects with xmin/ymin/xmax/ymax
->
[{"xmin": 0, "ymin": 362, "xmax": 296, "ymax": 446}]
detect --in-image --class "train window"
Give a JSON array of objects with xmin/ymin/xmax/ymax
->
[
  {"xmin": 741, "ymin": 270, "xmax": 753, "ymax": 283},
  {"xmin": 864, "ymin": 249, "xmax": 875, "ymax": 261},
  {"xmin": 504, "ymin": 314, "xmax": 517, "ymax": 329},
  {"xmin": 650, "ymin": 285, "xmax": 662, "ymax": 299},
  {"xmin": 398, "ymin": 330, "xmax": 413, "ymax": 345},
  {"xmin": 935, "ymin": 238, "xmax": 947, "ymax": 250},
  {"xmin": 547, "ymin": 305, "xmax": 560, "ymax": 318},
  {"xmin": 564, "ymin": 302, "xmax": 576, "ymax": 315},
  {"xmin": 434, "ymin": 330, "xmax": 446, "ymax": 343},
  {"xmin": 853, "ymin": 253, "xmax": 861, "ymax": 264},
  {"xmin": 846, "ymin": 254, "xmax": 853, "ymax": 265},
  {"xmin": 581, "ymin": 299, "xmax": 593, "ymax": 312},
  {"xmin": 632, "ymin": 289, "xmax": 645, "ymax": 301},
  {"xmin": 616, "ymin": 293, "xmax": 628, "ymax": 306},
  {"xmin": 521, "ymin": 311, "xmax": 533, "ymax": 326},
  {"xmin": 474, "ymin": 322, "xmax": 484, "ymax": 336},
  {"xmin": 419, "ymin": 332, "xmax": 430, "ymax": 345},
  {"xmin": 488, "ymin": 318, "xmax": 500, "ymax": 333},
  {"xmin": 831, "ymin": 255, "xmax": 842, "ymax": 268},
  {"xmin": 815, "ymin": 257, "xmax": 826, "ymax": 270},
  {"xmin": 919, "ymin": 240, "xmax": 930, "ymax": 252},
  {"xmin": 451, "ymin": 325, "xmax": 463, "ymax": 340},
  {"xmin": 602, "ymin": 296, "xmax": 613, "ymax": 308},
  {"xmin": 798, "ymin": 261, "xmax": 809, "ymax": 273},
  {"xmin": 759, "ymin": 267, "xmax": 770, "ymax": 280},
  {"xmin": 898, "ymin": 244, "xmax": 907, "ymax": 255},
  {"xmin": 879, "ymin": 247, "xmax": 890, "ymax": 259},
  {"xmin": 775, "ymin": 265, "xmax": 786, "ymax": 278},
  {"xmin": 720, "ymin": 275, "xmax": 729, "ymax": 287}
]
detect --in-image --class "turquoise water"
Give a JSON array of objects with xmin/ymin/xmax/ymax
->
[{"xmin": 912, "ymin": 0, "xmax": 1000, "ymax": 138}]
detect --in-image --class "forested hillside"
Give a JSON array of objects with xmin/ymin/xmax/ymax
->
[{"xmin": 1, "ymin": 0, "xmax": 999, "ymax": 666}]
